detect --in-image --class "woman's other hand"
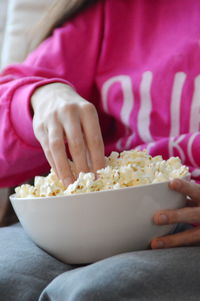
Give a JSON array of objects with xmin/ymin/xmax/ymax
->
[
  {"xmin": 151, "ymin": 179, "xmax": 200, "ymax": 249},
  {"xmin": 31, "ymin": 83, "xmax": 105, "ymax": 186}
]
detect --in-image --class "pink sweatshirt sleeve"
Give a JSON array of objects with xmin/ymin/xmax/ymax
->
[{"xmin": 0, "ymin": 2, "xmax": 104, "ymax": 187}]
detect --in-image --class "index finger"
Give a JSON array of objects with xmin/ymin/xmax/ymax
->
[
  {"xmin": 80, "ymin": 103, "xmax": 105, "ymax": 172},
  {"xmin": 169, "ymin": 179, "xmax": 200, "ymax": 203}
]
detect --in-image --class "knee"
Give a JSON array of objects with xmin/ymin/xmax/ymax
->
[{"xmin": 40, "ymin": 278, "xmax": 111, "ymax": 301}]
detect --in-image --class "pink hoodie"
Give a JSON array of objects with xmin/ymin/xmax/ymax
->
[{"xmin": 1, "ymin": 0, "xmax": 200, "ymax": 187}]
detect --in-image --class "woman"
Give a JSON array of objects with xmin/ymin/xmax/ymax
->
[{"xmin": 0, "ymin": 0, "xmax": 200, "ymax": 300}]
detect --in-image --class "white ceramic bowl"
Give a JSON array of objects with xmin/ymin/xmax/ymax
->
[{"xmin": 10, "ymin": 181, "xmax": 186, "ymax": 264}]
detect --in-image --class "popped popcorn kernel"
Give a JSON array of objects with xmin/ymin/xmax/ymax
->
[{"xmin": 15, "ymin": 150, "xmax": 190, "ymax": 198}]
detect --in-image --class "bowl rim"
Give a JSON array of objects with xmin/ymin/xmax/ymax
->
[{"xmin": 10, "ymin": 176, "xmax": 188, "ymax": 201}]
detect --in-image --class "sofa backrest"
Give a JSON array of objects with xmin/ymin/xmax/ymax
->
[
  {"xmin": 0, "ymin": 0, "xmax": 55, "ymax": 69},
  {"xmin": 0, "ymin": 0, "xmax": 8, "ymax": 60}
]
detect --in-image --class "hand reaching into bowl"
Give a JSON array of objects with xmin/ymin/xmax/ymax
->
[
  {"xmin": 31, "ymin": 83, "xmax": 105, "ymax": 187},
  {"xmin": 151, "ymin": 179, "xmax": 200, "ymax": 249}
]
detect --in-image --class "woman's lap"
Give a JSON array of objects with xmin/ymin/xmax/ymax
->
[
  {"xmin": 1, "ymin": 223, "xmax": 200, "ymax": 301},
  {"xmin": 40, "ymin": 245, "xmax": 200, "ymax": 301},
  {"xmin": 0, "ymin": 223, "xmax": 73, "ymax": 301}
]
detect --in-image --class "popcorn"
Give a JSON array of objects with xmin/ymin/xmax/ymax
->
[
  {"xmin": 15, "ymin": 184, "xmax": 36, "ymax": 198},
  {"xmin": 15, "ymin": 150, "xmax": 190, "ymax": 198}
]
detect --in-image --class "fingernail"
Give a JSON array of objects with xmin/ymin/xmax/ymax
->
[
  {"xmin": 155, "ymin": 240, "xmax": 165, "ymax": 249},
  {"xmin": 63, "ymin": 177, "xmax": 73, "ymax": 187},
  {"xmin": 159, "ymin": 214, "xmax": 168, "ymax": 224}
]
